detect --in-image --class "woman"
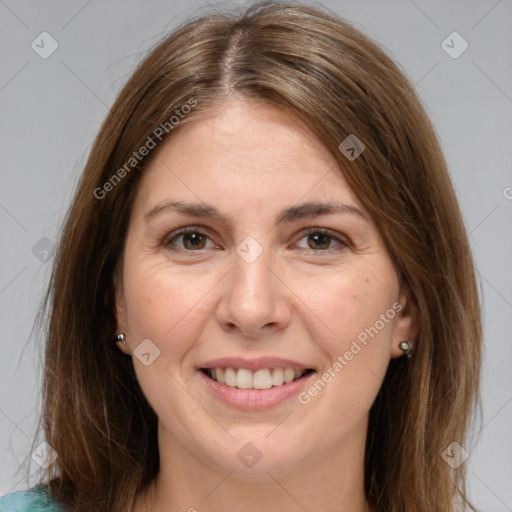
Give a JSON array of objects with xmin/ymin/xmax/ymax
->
[{"xmin": 0, "ymin": 1, "xmax": 482, "ymax": 511}]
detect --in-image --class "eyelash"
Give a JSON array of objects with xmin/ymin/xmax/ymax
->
[{"xmin": 162, "ymin": 226, "xmax": 349, "ymax": 255}]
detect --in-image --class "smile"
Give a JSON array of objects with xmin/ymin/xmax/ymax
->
[{"xmin": 201, "ymin": 367, "xmax": 315, "ymax": 390}]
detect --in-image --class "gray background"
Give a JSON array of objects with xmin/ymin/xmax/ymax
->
[{"xmin": 1, "ymin": 0, "xmax": 511, "ymax": 509}]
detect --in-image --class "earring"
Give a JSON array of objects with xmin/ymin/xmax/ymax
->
[
  {"xmin": 116, "ymin": 333, "xmax": 126, "ymax": 346},
  {"xmin": 399, "ymin": 340, "xmax": 413, "ymax": 359}
]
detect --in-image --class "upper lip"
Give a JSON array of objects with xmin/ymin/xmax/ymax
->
[{"xmin": 199, "ymin": 356, "xmax": 315, "ymax": 372}]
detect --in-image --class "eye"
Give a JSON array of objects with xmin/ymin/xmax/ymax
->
[
  {"xmin": 163, "ymin": 227, "xmax": 215, "ymax": 252},
  {"xmin": 162, "ymin": 226, "xmax": 349, "ymax": 254},
  {"xmin": 295, "ymin": 228, "xmax": 348, "ymax": 252}
]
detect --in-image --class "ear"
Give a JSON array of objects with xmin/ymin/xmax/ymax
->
[
  {"xmin": 113, "ymin": 269, "xmax": 131, "ymax": 355},
  {"xmin": 390, "ymin": 282, "xmax": 420, "ymax": 359}
]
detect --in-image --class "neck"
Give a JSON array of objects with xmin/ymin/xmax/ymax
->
[{"xmin": 134, "ymin": 418, "xmax": 372, "ymax": 512}]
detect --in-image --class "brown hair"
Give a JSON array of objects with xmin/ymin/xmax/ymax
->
[{"xmin": 27, "ymin": 1, "xmax": 482, "ymax": 510}]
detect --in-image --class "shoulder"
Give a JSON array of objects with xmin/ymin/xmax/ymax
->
[{"xmin": 0, "ymin": 485, "xmax": 66, "ymax": 512}]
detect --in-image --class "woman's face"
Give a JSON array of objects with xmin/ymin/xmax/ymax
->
[{"xmin": 115, "ymin": 98, "xmax": 418, "ymax": 478}]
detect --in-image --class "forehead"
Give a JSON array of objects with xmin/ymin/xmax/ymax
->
[{"xmin": 131, "ymin": 98, "xmax": 366, "ymax": 221}]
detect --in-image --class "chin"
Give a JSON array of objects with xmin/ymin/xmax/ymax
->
[{"xmin": 199, "ymin": 435, "xmax": 311, "ymax": 481}]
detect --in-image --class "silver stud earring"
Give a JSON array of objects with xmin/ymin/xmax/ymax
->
[
  {"xmin": 399, "ymin": 340, "xmax": 413, "ymax": 359},
  {"xmin": 116, "ymin": 333, "xmax": 126, "ymax": 346}
]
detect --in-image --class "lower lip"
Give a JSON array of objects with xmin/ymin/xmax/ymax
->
[{"xmin": 198, "ymin": 370, "xmax": 316, "ymax": 410}]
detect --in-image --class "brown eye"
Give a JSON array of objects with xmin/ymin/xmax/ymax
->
[
  {"xmin": 307, "ymin": 232, "xmax": 331, "ymax": 250},
  {"xmin": 164, "ymin": 228, "xmax": 214, "ymax": 252},
  {"xmin": 296, "ymin": 228, "xmax": 348, "ymax": 252}
]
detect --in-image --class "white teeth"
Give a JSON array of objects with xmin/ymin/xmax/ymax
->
[
  {"xmin": 236, "ymin": 368, "xmax": 253, "ymax": 389},
  {"xmin": 253, "ymin": 369, "xmax": 272, "ymax": 390},
  {"xmin": 224, "ymin": 367, "xmax": 237, "ymax": 387},
  {"xmin": 216, "ymin": 367, "xmax": 225, "ymax": 384},
  {"xmin": 284, "ymin": 368, "xmax": 296, "ymax": 383},
  {"xmin": 205, "ymin": 367, "xmax": 309, "ymax": 389},
  {"xmin": 272, "ymin": 368, "xmax": 284, "ymax": 386}
]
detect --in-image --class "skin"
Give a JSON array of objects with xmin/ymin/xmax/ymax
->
[{"xmin": 114, "ymin": 98, "xmax": 419, "ymax": 512}]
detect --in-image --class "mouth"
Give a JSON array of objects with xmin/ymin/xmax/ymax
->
[
  {"xmin": 200, "ymin": 367, "xmax": 316, "ymax": 390},
  {"xmin": 197, "ymin": 356, "xmax": 318, "ymax": 410}
]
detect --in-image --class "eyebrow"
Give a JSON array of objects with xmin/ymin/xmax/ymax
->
[{"xmin": 143, "ymin": 200, "xmax": 367, "ymax": 225}]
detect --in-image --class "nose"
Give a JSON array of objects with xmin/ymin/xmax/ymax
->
[{"xmin": 215, "ymin": 243, "xmax": 292, "ymax": 338}]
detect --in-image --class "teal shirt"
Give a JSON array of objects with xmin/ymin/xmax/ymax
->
[{"xmin": 0, "ymin": 485, "xmax": 65, "ymax": 512}]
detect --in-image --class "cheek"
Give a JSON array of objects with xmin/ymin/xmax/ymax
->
[
  {"xmin": 121, "ymin": 260, "xmax": 213, "ymax": 414},
  {"xmin": 297, "ymin": 271, "xmax": 399, "ymax": 428},
  {"xmin": 123, "ymin": 253, "xmax": 216, "ymax": 338},
  {"xmin": 300, "ymin": 266, "xmax": 399, "ymax": 363},
  {"xmin": 290, "ymin": 271, "xmax": 399, "ymax": 451}
]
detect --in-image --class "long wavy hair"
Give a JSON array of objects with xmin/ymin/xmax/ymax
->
[{"xmin": 26, "ymin": 2, "xmax": 482, "ymax": 511}]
